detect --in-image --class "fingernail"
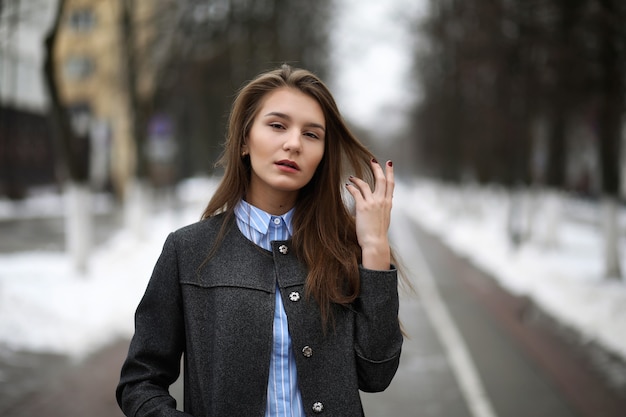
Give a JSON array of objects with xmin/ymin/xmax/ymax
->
[
  {"xmin": 349, "ymin": 175, "xmax": 354, "ymax": 179},
  {"xmin": 387, "ymin": 160, "xmax": 393, "ymax": 167},
  {"xmin": 371, "ymin": 158, "xmax": 378, "ymax": 164}
]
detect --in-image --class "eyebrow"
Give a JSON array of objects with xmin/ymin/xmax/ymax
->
[{"xmin": 263, "ymin": 111, "xmax": 326, "ymax": 131}]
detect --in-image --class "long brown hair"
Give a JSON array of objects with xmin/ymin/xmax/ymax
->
[{"xmin": 202, "ymin": 64, "xmax": 380, "ymax": 325}]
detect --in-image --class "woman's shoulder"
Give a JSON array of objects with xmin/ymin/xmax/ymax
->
[{"xmin": 169, "ymin": 213, "xmax": 230, "ymax": 246}]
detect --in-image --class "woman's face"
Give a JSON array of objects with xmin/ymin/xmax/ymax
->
[{"xmin": 244, "ymin": 87, "xmax": 326, "ymax": 213}]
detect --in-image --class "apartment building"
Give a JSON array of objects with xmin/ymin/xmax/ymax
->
[
  {"xmin": 0, "ymin": 0, "xmax": 159, "ymax": 198},
  {"xmin": 55, "ymin": 0, "xmax": 157, "ymax": 196}
]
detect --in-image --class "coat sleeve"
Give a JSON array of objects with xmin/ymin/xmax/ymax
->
[
  {"xmin": 353, "ymin": 266, "xmax": 403, "ymax": 393},
  {"xmin": 116, "ymin": 233, "xmax": 192, "ymax": 417}
]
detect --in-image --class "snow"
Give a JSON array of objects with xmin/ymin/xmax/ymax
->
[
  {"xmin": 398, "ymin": 180, "xmax": 626, "ymax": 360},
  {"xmin": 1, "ymin": 177, "xmax": 625, "ymax": 363},
  {"xmin": 0, "ymin": 178, "xmax": 217, "ymax": 358}
]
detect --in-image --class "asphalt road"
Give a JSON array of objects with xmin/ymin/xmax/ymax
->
[{"xmin": 375, "ymin": 208, "xmax": 626, "ymax": 417}]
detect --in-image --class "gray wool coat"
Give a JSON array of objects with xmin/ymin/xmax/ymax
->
[{"xmin": 116, "ymin": 213, "xmax": 402, "ymax": 417}]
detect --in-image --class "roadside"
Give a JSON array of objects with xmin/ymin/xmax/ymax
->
[
  {"xmin": 1, "ymin": 339, "xmax": 128, "ymax": 417},
  {"xmin": 0, "ymin": 211, "xmax": 123, "ymax": 253}
]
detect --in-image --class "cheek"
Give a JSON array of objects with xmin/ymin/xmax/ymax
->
[
  {"xmin": 248, "ymin": 140, "xmax": 270, "ymax": 159},
  {"xmin": 316, "ymin": 141, "xmax": 326, "ymax": 162},
  {"xmin": 309, "ymin": 146, "xmax": 325, "ymax": 170},
  {"xmin": 307, "ymin": 149, "xmax": 325, "ymax": 177}
]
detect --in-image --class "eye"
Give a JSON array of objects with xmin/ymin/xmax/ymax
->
[
  {"xmin": 304, "ymin": 131, "xmax": 320, "ymax": 140},
  {"xmin": 269, "ymin": 122, "xmax": 285, "ymax": 130}
]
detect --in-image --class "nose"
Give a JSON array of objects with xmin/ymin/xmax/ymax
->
[{"xmin": 282, "ymin": 130, "xmax": 302, "ymax": 153}]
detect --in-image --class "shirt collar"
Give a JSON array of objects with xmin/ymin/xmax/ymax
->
[{"xmin": 234, "ymin": 199, "xmax": 295, "ymax": 236}]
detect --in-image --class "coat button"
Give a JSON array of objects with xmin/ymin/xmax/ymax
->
[
  {"xmin": 278, "ymin": 244, "xmax": 288, "ymax": 254},
  {"xmin": 302, "ymin": 345, "xmax": 313, "ymax": 358},
  {"xmin": 312, "ymin": 401, "xmax": 324, "ymax": 413},
  {"xmin": 289, "ymin": 291, "xmax": 300, "ymax": 302}
]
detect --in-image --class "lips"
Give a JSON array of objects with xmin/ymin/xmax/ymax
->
[{"xmin": 275, "ymin": 160, "xmax": 300, "ymax": 170}]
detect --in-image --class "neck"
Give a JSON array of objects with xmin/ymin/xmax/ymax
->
[{"xmin": 245, "ymin": 189, "xmax": 297, "ymax": 215}]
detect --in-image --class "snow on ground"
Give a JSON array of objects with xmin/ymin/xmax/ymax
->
[
  {"xmin": 0, "ymin": 178, "xmax": 217, "ymax": 358},
  {"xmin": 397, "ymin": 179, "xmax": 626, "ymax": 360},
  {"xmin": 0, "ymin": 178, "xmax": 625, "ymax": 363}
]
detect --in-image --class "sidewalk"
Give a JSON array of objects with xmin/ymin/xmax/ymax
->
[{"xmin": 2, "ymin": 339, "xmax": 128, "ymax": 417}]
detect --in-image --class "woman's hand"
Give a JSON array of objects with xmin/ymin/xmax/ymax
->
[{"xmin": 346, "ymin": 159, "xmax": 394, "ymax": 270}]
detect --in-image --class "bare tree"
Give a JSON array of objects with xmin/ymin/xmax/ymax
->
[
  {"xmin": 412, "ymin": 0, "xmax": 536, "ymax": 185},
  {"xmin": 411, "ymin": 0, "xmax": 625, "ymax": 275},
  {"xmin": 113, "ymin": 0, "xmax": 332, "ymax": 233},
  {"xmin": 43, "ymin": 0, "xmax": 92, "ymax": 273},
  {"xmin": 150, "ymin": 0, "xmax": 332, "ymax": 178},
  {"xmin": 595, "ymin": 0, "xmax": 624, "ymax": 279}
]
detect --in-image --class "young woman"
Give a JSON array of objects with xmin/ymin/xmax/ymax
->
[{"xmin": 117, "ymin": 64, "xmax": 402, "ymax": 417}]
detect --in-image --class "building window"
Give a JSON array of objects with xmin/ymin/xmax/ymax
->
[
  {"xmin": 68, "ymin": 8, "xmax": 96, "ymax": 32},
  {"xmin": 64, "ymin": 56, "xmax": 95, "ymax": 80}
]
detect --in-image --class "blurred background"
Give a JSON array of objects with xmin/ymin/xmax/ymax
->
[
  {"xmin": 0, "ymin": 0, "xmax": 625, "ymax": 416},
  {"xmin": 3, "ymin": 0, "xmax": 622, "ymax": 204}
]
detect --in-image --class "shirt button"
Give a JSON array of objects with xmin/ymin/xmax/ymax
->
[
  {"xmin": 289, "ymin": 291, "xmax": 301, "ymax": 302},
  {"xmin": 312, "ymin": 402, "xmax": 324, "ymax": 413},
  {"xmin": 272, "ymin": 217, "xmax": 281, "ymax": 225},
  {"xmin": 278, "ymin": 244, "xmax": 288, "ymax": 255},
  {"xmin": 302, "ymin": 346, "xmax": 313, "ymax": 358}
]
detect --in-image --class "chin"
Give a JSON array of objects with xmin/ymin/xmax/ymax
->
[{"xmin": 271, "ymin": 180, "xmax": 308, "ymax": 193}]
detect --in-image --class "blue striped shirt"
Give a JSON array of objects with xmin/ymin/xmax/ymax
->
[{"xmin": 234, "ymin": 200, "xmax": 305, "ymax": 417}]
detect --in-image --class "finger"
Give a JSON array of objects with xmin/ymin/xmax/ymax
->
[
  {"xmin": 348, "ymin": 175, "xmax": 373, "ymax": 200},
  {"xmin": 345, "ymin": 181, "xmax": 365, "ymax": 205},
  {"xmin": 385, "ymin": 160, "xmax": 395, "ymax": 200},
  {"xmin": 370, "ymin": 158, "xmax": 389, "ymax": 198}
]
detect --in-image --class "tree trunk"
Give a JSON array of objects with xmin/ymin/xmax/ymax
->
[
  {"xmin": 43, "ymin": 0, "xmax": 93, "ymax": 273},
  {"xmin": 537, "ymin": 190, "xmax": 563, "ymax": 249},
  {"xmin": 120, "ymin": 0, "xmax": 151, "ymax": 236},
  {"xmin": 120, "ymin": 0, "xmax": 146, "ymax": 179},
  {"xmin": 597, "ymin": 0, "xmax": 623, "ymax": 280},
  {"xmin": 43, "ymin": 0, "xmax": 86, "ymax": 182},
  {"xmin": 601, "ymin": 196, "xmax": 622, "ymax": 279},
  {"xmin": 65, "ymin": 182, "xmax": 92, "ymax": 274},
  {"xmin": 124, "ymin": 177, "xmax": 150, "ymax": 240},
  {"xmin": 545, "ymin": 110, "xmax": 567, "ymax": 188}
]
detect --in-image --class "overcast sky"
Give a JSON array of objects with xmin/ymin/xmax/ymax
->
[{"xmin": 329, "ymin": 0, "xmax": 427, "ymax": 139}]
